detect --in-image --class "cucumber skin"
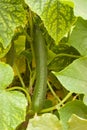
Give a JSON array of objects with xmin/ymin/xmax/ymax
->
[{"xmin": 32, "ymin": 27, "xmax": 47, "ymax": 113}]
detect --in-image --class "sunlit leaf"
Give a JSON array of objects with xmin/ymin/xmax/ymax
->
[
  {"xmin": 0, "ymin": 0, "xmax": 26, "ymax": 48},
  {"xmin": 83, "ymin": 95, "xmax": 87, "ymax": 105},
  {"xmin": 14, "ymin": 35, "xmax": 26, "ymax": 55},
  {"xmin": 0, "ymin": 62, "xmax": 14, "ymax": 90},
  {"xmin": 53, "ymin": 57, "xmax": 87, "ymax": 97},
  {"xmin": 27, "ymin": 113, "xmax": 62, "ymax": 130},
  {"xmin": 68, "ymin": 114, "xmax": 87, "ymax": 130},
  {"xmin": 69, "ymin": 17, "xmax": 87, "ymax": 56},
  {"xmin": 25, "ymin": 0, "xmax": 75, "ymax": 44},
  {"xmin": 53, "ymin": 57, "xmax": 87, "ymax": 105},
  {"xmin": 59, "ymin": 0, "xmax": 74, "ymax": 8},
  {"xmin": 0, "ymin": 62, "xmax": 27, "ymax": 129},
  {"xmin": 0, "ymin": 90, "xmax": 27, "ymax": 130},
  {"xmin": 59, "ymin": 100, "xmax": 87, "ymax": 130},
  {"xmin": 72, "ymin": 0, "xmax": 87, "ymax": 19}
]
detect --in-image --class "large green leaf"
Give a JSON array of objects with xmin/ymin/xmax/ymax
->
[
  {"xmin": 25, "ymin": 0, "xmax": 75, "ymax": 44},
  {"xmin": 0, "ymin": 62, "xmax": 27, "ymax": 129},
  {"xmin": 0, "ymin": 90, "xmax": 27, "ymax": 130},
  {"xmin": 53, "ymin": 57, "xmax": 87, "ymax": 95},
  {"xmin": 59, "ymin": 100, "xmax": 87, "ymax": 130},
  {"xmin": 69, "ymin": 18, "xmax": 87, "ymax": 56},
  {"xmin": 0, "ymin": 0, "xmax": 26, "ymax": 48},
  {"xmin": 68, "ymin": 114, "xmax": 87, "ymax": 130},
  {"xmin": 0, "ymin": 62, "xmax": 14, "ymax": 90},
  {"xmin": 27, "ymin": 113, "xmax": 62, "ymax": 130}
]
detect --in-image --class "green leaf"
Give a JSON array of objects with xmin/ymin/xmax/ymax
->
[
  {"xmin": 25, "ymin": 0, "xmax": 75, "ymax": 44},
  {"xmin": 21, "ymin": 49, "xmax": 32, "ymax": 64},
  {"xmin": 72, "ymin": 0, "xmax": 87, "ymax": 19},
  {"xmin": 0, "ymin": 62, "xmax": 27, "ymax": 129},
  {"xmin": 48, "ymin": 44, "xmax": 80, "ymax": 72},
  {"xmin": 53, "ymin": 57, "xmax": 87, "ymax": 96},
  {"xmin": 0, "ymin": 90, "xmax": 27, "ymax": 130},
  {"xmin": 27, "ymin": 113, "xmax": 62, "ymax": 130},
  {"xmin": 69, "ymin": 17, "xmax": 87, "ymax": 56},
  {"xmin": 47, "ymin": 49, "xmax": 56, "ymax": 65},
  {"xmin": 83, "ymin": 95, "xmax": 87, "ymax": 105},
  {"xmin": 0, "ymin": 62, "xmax": 14, "ymax": 90},
  {"xmin": 0, "ymin": 43, "xmax": 11, "ymax": 58},
  {"xmin": 0, "ymin": 0, "xmax": 26, "ymax": 48},
  {"xmin": 59, "ymin": 0, "xmax": 74, "ymax": 8},
  {"xmin": 14, "ymin": 35, "xmax": 26, "ymax": 55},
  {"xmin": 59, "ymin": 0, "xmax": 87, "ymax": 20},
  {"xmin": 59, "ymin": 100, "xmax": 87, "ymax": 130},
  {"xmin": 68, "ymin": 114, "xmax": 87, "ymax": 130}
]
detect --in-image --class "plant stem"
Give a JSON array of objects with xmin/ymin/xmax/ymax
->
[
  {"xmin": 29, "ymin": 70, "xmax": 36, "ymax": 90},
  {"xmin": 14, "ymin": 64, "xmax": 26, "ymax": 89},
  {"xmin": 25, "ymin": 31, "xmax": 32, "ymax": 43},
  {"xmin": 41, "ymin": 104, "xmax": 57, "ymax": 113},
  {"xmin": 47, "ymin": 81, "xmax": 61, "ymax": 103},
  {"xmin": 7, "ymin": 86, "xmax": 32, "ymax": 108},
  {"xmin": 56, "ymin": 92, "xmax": 72, "ymax": 109},
  {"xmin": 28, "ymin": 10, "xmax": 35, "ymax": 68},
  {"xmin": 40, "ymin": 92, "xmax": 72, "ymax": 113}
]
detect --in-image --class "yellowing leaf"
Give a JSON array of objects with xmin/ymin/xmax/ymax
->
[
  {"xmin": 27, "ymin": 113, "xmax": 62, "ymax": 130},
  {"xmin": 25, "ymin": 0, "xmax": 75, "ymax": 44},
  {"xmin": 0, "ymin": 62, "xmax": 14, "ymax": 90},
  {"xmin": 0, "ymin": 0, "xmax": 26, "ymax": 48},
  {"xmin": 68, "ymin": 114, "xmax": 87, "ymax": 130}
]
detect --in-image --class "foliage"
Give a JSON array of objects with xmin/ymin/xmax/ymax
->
[
  {"xmin": 27, "ymin": 113, "xmax": 62, "ymax": 130},
  {"xmin": 0, "ymin": 0, "xmax": 87, "ymax": 130}
]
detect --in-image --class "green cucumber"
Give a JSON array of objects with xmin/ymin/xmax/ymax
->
[{"xmin": 32, "ymin": 26, "xmax": 47, "ymax": 112}]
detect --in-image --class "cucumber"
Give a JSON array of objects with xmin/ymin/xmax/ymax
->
[{"xmin": 32, "ymin": 26, "xmax": 47, "ymax": 112}]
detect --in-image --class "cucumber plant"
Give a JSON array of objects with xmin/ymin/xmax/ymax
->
[{"xmin": 0, "ymin": 1, "xmax": 87, "ymax": 130}]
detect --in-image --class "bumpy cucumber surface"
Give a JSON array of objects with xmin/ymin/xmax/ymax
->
[{"xmin": 32, "ymin": 26, "xmax": 47, "ymax": 112}]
